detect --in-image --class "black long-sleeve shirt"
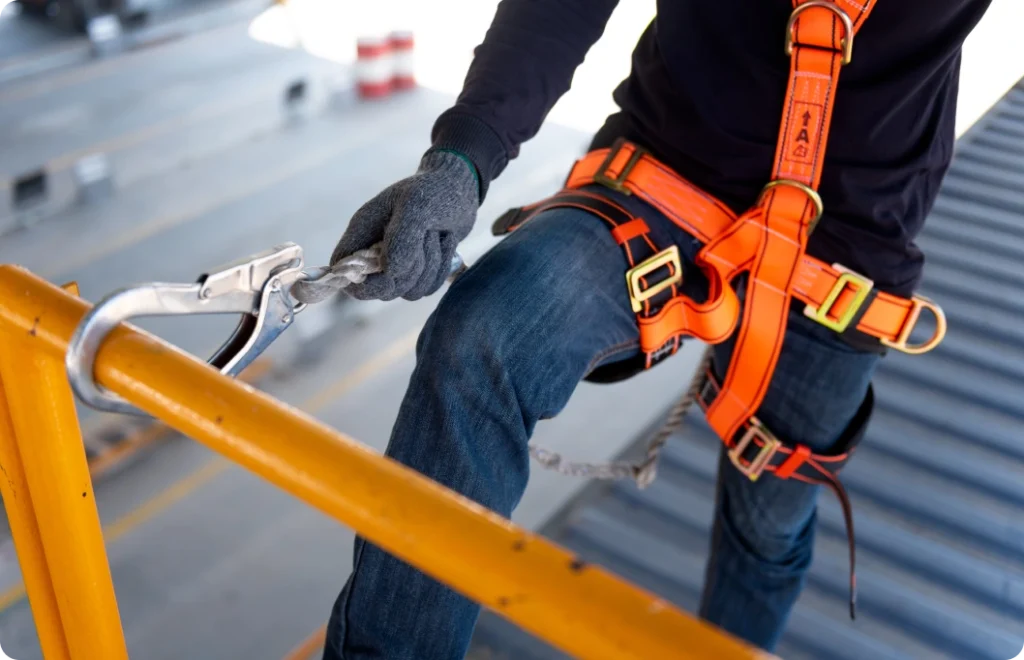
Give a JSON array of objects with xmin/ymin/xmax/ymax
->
[{"xmin": 430, "ymin": 0, "xmax": 993, "ymax": 296}]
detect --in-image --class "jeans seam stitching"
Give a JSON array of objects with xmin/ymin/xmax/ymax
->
[
  {"xmin": 329, "ymin": 539, "xmax": 369, "ymax": 659},
  {"xmin": 586, "ymin": 338, "xmax": 640, "ymax": 373}
]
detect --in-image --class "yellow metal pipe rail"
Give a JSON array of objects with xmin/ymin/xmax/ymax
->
[
  {"xmin": 0, "ymin": 264, "xmax": 776, "ymax": 660},
  {"xmin": 0, "ymin": 323, "xmax": 128, "ymax": 659},
  {"xmin": 0, "ymin": 373, "xmax": 71, "ymax": 660}
]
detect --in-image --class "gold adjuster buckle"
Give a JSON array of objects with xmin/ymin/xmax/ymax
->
[
  {"xmin": 803, "ymin": 264, "xmax": 874, "ymax": 333},
  {"xmin": 729, "ymin": 417, "xmax": 780, "ymax": 482},
  {"xmin": 758, "ymin": 179, "xmax": 824, "ymax": 233},
  {"xmin": 625, "ymin": 245, "xmax": 683, "ymax": 313},
  {"xmin": 593, "ymin": 139, "xmax": 648, "ymax": 196},
  {"xmin": 880, "ymin": 295, "xmax": 947, "ymax": 355},
  {"xmin": 785, "ymin": 0, "xmax": 855, "ymax": 65}
]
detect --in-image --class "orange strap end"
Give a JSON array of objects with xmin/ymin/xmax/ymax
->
[{"xmin": 775, "ymin": 445, "xmax": 812, "ymax": 479}]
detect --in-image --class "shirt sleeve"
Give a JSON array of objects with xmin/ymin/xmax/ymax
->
[{"xmin": 428, "ymin": 0, "xmax": 621, "ymax": 201}]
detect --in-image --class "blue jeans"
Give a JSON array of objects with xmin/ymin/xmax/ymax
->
[{"xmin": 322, "ymin": 190, "xmax": 881, "ymax": 659}]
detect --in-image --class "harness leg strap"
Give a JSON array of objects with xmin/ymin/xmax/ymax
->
[
  {"xmin": 698, "ymin": 366, "xmax": 874, "ymax": 620},
  {"xmin": 490, "ymin": 190, "xmax": 689, "ymax": 382}
]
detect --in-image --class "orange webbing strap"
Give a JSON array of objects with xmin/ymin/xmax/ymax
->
[
  {"xmin": 697, "ymin": 367, "xmax": 873, "ymax": 619},
  {"xmin": 492, "ymin": 189, "xmax": 741, "ymax": 359},
  {"xmin": 702, "ymin": 0, "xmax": 878, "ymax": 443},
  {"xmin": 491, "ymin": 189, "xmax": 695, "ymax": 371},
  {"xmin": 565, "ymin": 143, "xmax": 737, "ymax": 244},
  {"xmin": 563, "ymin": 143, "xmax": 946, "ymax": 354}
]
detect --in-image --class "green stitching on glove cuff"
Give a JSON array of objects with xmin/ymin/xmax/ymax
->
[{"xmin": 435, "ymin": 148, "xmax": 481, "ymax": 201}]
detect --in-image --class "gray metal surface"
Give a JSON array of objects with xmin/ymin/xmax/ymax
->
[{"xmin": 469, "ymin": 80, "xmax": 1024, "ymax": 660}]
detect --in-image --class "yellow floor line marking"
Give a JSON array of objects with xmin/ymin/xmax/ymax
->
[
  {"xmin": 281, "ymin": 623, "xmax": 326, "ymax": 660},
  {"xmin": 40, "ymin": 111, "xmax": 397, "ymax": 283},
  {"xmin": 0, "ymin": 327, "xmax": 420, "ymax": 615},
  {"xmin": 0, "ymin": 459, "xmax": 229, "ymax": 613},
  {"xmin": 47, "ymin": 92, "xmax": 263, "ymax": 173},
  {"xmin": 102, "ymin": 458, "xmax": 231, "ymax": 542},
  {"xmin": 43, "ymin": 143, "xmax": 347, "ymax": 281},
  {"xmin": 0, "ymin": 583, "xmax": 25, "ymax": 613},
  {"xmin": 0, "ymin": 78, "xmax": 290, "ymax": 190},
  {"xmin": 301, "ymin": 330, "xmax": 418, "ymax": 415}
]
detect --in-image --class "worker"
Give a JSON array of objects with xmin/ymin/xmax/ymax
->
[{"xmin": 320, "ymin": 1, "xmax": 990, "ymax": 658}]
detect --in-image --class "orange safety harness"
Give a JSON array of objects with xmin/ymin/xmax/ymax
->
[{"xmin": 491, "ymin": 0, "xmax": 948, "ymax": 618}]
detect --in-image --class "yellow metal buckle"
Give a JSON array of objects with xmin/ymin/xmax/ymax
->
[
  {"xmin": 758, "ymin": 179, "xmax": 824, "ymax": 233},
  {"xmin": 803, "ymin": 264, "xmax": 874, "ymax": 333},
  {"xmin": 785, "ymin": 0, "xmax": 855, "ymax": 65},
  {"xmin": 880, "ymin": 295, "xmax": 947, "ymax": 355},
  {"xmin": 593, "ymin": 139, "xmax": 648, "ymax": 196},
  {"xmin": 625, "ymin": 245, "xmax": 683, "ymax": 314},
  {"xmin": 729, "ymin": 417, "xmax": 780, "ymax": 482}
]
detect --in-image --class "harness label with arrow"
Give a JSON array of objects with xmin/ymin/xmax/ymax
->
[{"xmin": 785, "ymin": 102, "xmax": 823, "ymax": 165}]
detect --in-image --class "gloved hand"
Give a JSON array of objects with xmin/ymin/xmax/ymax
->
[{"xmin": 328, "ymin": 149, "xmax": 479, "ymax": 301}]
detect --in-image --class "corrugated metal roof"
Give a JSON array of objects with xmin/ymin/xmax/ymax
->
[{"xmin": 468, "ymin": 78, "xmax": 1024, "ymax": 660}]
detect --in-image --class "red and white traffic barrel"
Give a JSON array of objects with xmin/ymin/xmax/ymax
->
[
  {"xmin": 356, "ymin": 36, "xmax": 392, "ymax": 99},
  {"xmin": 389, "ymin": 30, "xmax": 415, "ymax": 91}
]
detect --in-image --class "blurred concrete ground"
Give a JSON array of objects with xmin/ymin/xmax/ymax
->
[{"xmin": 0, "ymin": 0, "xmax": 1021, "ymax": 658}]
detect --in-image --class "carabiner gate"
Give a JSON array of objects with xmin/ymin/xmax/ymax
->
[{"xmin": 66, "ymin": 242, "xmax": 308, "ymax": 416}]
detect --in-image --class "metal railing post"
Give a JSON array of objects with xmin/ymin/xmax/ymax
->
[
  {"xmin": 0, "ymin": 373, "xmax": 71, "ymax": 660},
  {"xmin": 0, "ymin": 282, "xmax": 129, "ymax": 660}
]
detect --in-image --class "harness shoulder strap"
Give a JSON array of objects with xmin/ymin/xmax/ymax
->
[{"xmin": 702, "ymin": 0, "xmax": 878, "ymax": 443}]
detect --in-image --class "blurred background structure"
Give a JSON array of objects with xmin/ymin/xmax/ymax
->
[{"xmin": 0, "ymin": 0, "xmax": 1021, "ymax": 658}]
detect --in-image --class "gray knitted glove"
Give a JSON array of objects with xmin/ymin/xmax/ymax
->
[{"xmin": 329, "ymin": 150, "xmax": 479, "ymax": 301}]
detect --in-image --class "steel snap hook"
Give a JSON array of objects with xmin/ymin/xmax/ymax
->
[
  {"xmin": 66, "ymin": 242, "xmax": 309, "ymax": 416},
  {"xmin": 66, "ymin": 240, "xmax": 469, "ymax": 416}
]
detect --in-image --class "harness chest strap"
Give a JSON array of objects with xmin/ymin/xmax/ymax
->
[{"xmin": 506, "ymin": 158, "xmax": 943, "ymax": 359}]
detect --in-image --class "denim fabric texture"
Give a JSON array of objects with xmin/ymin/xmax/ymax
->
[{"xmin": 322, "ymin": 188, "xmax": 881, "ymax": 659}]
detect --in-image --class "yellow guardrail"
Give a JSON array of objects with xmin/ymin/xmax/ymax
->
[{"xmin": 0, "ymin": 264, "xmax": 777, "ymax": 660}]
